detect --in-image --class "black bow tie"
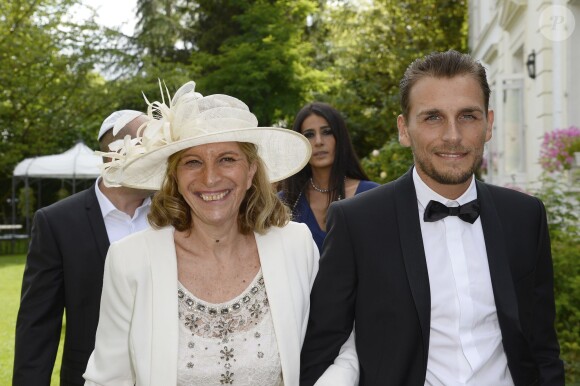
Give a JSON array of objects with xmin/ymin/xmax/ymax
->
[{"xmin": 423, "ymin": 199, "xmax": 480, "ymax": 224}]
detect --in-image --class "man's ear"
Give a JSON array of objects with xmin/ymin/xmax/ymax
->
[
  {"xmin": 397, "ymin": 114, "xmax": 411, "ymax": 147},
  {"xmin": 485, "ymin": 109, "xmax": 494, "ymax": 142}
]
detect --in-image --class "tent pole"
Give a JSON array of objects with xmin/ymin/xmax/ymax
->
[
  {"xmin": 11, "ymin": 176, "xmax": 16, "ymax": 226},
  {"xmin": 11, "ymin": 176, "xmax": 16, "ymax": 253},
  {"xmin": 25, "ymin": 177, "xmax": 30, "ymax": 236},
  {"xmin": 38, "ymin": 179, "xmax": 42, "ymax": 209}
]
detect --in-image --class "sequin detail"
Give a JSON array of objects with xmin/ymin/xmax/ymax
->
[{"xmin": 177, "ymin": 270, "xmax": 282, "ymax": 386}]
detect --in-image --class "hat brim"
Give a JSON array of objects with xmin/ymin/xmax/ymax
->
[{"xmin": 119, "ymin": 127, "xmax": 312, "ymax": 190}]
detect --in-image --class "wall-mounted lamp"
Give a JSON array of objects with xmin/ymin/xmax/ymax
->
[{"xmin": 526, "ymin": 50, "xmax": 536, "ymax": 79}]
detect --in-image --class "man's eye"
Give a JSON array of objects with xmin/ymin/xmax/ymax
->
[
  {"xmin": 426, "ymin": 115, "xmax": 440, "ymax": 121},
  {"xmin": 460, "ymin": 114, "xmax": 476, "ymax": 120}
]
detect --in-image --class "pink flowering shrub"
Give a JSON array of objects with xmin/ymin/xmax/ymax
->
[{"xmin": 539, "ymin": 127, "xmax": 580, "ymax": 172}]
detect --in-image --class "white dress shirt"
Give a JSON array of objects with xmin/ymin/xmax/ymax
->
[
  {"xmin": 412, "ymin": 168, "xmax": 513, "ymax": 386},
  {"xmin": 95, "ymin": 178, "xmax": 151, "ymax": 243}
]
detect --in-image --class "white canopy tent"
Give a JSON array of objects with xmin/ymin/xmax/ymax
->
[
  {"xmin": 11, "ymin": 142, "xmax": 103, "ymax": 234},
  {"xmin": 13, "ymin": 141, "xmax": 102, "ymax": 179}
]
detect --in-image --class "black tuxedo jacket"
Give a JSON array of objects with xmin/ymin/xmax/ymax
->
[
  {"xmin": 300, "ymin": 170, "xmax": 564, "ymax": 386},
  {"xmin": 13, "ymin": 186, "xmax": 110, "ymax": 386}
]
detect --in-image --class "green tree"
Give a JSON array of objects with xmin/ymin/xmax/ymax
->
[
  {"xmin": 134, "ymin": 0, "xmax": 329, "ymax": 126},
  {"xmin": 194, "ymin": 0, "xmax": 329, "ymax": 125},
  {"xmin": 134, "ymin": 0, "xmax": 190, "ymax": 63},
  {"xmin": 533, "ymin": 176, "xmax": 580, "ymax": 383},
  {"xmin": 0, "ymin": 0, "xmax": 129, "ymax": 221},
  {"xmin": 321, "ymin": 0, "xmax": 468, "ymax": 157}
]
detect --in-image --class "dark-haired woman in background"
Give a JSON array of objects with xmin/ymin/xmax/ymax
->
[{"xmin": 279, "ymin": 102, "xmax": 379, "ymax": 251}]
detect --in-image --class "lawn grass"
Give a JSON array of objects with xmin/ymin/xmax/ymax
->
[{"xmin": 0, "ymin": 254, "xmax": 63, "ymax": 385}]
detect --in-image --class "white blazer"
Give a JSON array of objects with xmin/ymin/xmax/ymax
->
[{"xmin": 84, "ymin": 222, "xmax": 358, "ymax": 386}]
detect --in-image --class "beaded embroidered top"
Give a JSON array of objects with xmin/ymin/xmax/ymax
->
[{"xmin": 177, "ymin": 269, "xmax": 283, "ymax": 386}]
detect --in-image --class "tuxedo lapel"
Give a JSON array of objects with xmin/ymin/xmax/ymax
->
[
  {"xmin": 393, "ymin": 170, "xmax": 431, "ymax": 363},
  {"xmin": 255, "ymin": 230, "xmax": 300, "ymax": 386},
  {"xmin": 84, "ymin": 186, "xmax": 110, "ymax": 260},
  {"xmin": 147, "ymin": 227, "xmax": 179, "ymax": 385},
  {"xmin": 476, "ymin": 182, "xmax": 522, "ymax": 337}
]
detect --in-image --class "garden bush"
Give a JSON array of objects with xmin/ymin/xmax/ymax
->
[
  {"xmin": 533, "ymin": 175, "xmax": 580, "ymax": 383},
  {"xmin": 361, "ymin": 138, "xmax": 414, "ymax": 183}
]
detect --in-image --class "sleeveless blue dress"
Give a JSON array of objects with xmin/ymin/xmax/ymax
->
[{"xmin": 290, "ymin": 180, "xmax": 379, "ymax": 251}]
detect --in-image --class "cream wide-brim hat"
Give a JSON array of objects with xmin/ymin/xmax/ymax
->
[{"xmin": 99, "ymin": 81, "xmax": 311, "ymax": 190}]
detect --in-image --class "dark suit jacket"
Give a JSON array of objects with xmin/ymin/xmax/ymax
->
[
  {"xmin": 300, "ymin": 170, "xmax": 564, "ymax": 386},
  {"xmin": 13, "ymin": 186, "xmax": 110, "ymax": 386}
]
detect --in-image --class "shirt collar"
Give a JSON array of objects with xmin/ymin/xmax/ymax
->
[
  {"xmin": 95, "ymin": 177, "xmax": 152, "ymax": 219},
  {"xmin": 412, "ymin": 167, "xmax": 477, "ymax": 210}
]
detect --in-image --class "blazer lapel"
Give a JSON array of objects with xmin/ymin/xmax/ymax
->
[
  {"xmin": 84, "ymin": 186, "xmax": 110, "ymax": 260},
  {"xmin": 393, "ymin": 170, "xmax": 431, "ymax": 365},
  {"xmin": 255, "ymin": 230, "xmax": 300, "ymax": 386},
  {"xmin": 476, "ymin": 182, "xmax": 522, "ymax": 335},
  {"xmin": 147, "ymin": 227, "xmax": 179, "ymax": 385}
]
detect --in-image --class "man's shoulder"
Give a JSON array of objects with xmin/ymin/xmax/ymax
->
[
  {"xmin": 477, "ymin": 180, "xmax": 544, "ymax": 219},
  {"xmin": 39, "ymin": 186, "xmax": 95, "ymax": 214},
  {"xmin": 343, "ymin": 176, "xmax": 400, "ymax": 207},
  {"xmin": 477, "ymin": 180, "xmax": 540, "ymax": 205}
]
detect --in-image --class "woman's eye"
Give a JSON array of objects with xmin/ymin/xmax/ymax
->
[
  {"xmin": 302, "ymin": 131, "xmax": 315, "ymax": 139},
  {"xmin": 182, "ymin": 159, "xmax": 201, "ymax": 167},
  {"xmin": 220, "ymin": 157, "xmax": 236, "ymax": 163},
  {"xmin": 322, "ymin": 129, "xmax": 333, "ymax": 136}
]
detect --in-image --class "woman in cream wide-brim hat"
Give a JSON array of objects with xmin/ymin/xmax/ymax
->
[{"xmin": 84, "ymin": 81, "xmax": 358, "ymax": 386}]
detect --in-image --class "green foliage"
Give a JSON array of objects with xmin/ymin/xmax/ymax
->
[
  {"xmin": 17, "ymin": 187, "xmax": 35, "ymax": 219},
  {"xmin": 320, "ymin": 0, "xmax": 468, "ymax": 156},
  {"xmin": 0, "ymin": 255, "xmax": 65, "ymax": 383},
  {"xmin": 0, "ymin": 255, "xmax": 26, "ymax": 381},
  {"xmin": 533, "ymin": 175, "xmax": 580, "ymax": 383},
  {"xmin": 551, "ymin": 231, "xmax": 580, "ymax": 381},
  {"xmin": 55, "ymin": 187, "xmax": 70, "ymax": 201},
  {"xmin": 361, "ymin": 137, "xmax": 414, "ymax": 183},
  {"xmin": 191, "ymin": 0, "xmax": 329, "ymax": 125},
  {"xmin": 134, "ymin": 0, "xmax": 329, "ymax": 126},
  {"xmin": 0, "ymin": 0, "xmax": 135, "ymax": 222}
]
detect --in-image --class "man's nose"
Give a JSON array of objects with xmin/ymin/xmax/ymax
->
[{"xmin": 442, "ymin": 120, "xmax": 461, "ymax": 143}]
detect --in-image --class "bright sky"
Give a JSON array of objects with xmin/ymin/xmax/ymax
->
[{"xmin": 77, "ymin": 0, "xmax": 138, "ymax": 35}]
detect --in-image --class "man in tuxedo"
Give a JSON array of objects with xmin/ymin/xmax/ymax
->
[
  {"xmin": 300, "ymin": 50, "xmax": 564, "ymax": 385},
  {"xmin": 13, "ymin": 110, "xmax": 152, "ymax": 386}
]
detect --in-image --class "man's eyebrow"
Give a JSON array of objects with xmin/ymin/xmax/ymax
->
[
  {"xmin": 415, "ymin": 107, "xmax": 484, "ymax": 117},
  {"xmin": 458, "ymin": 106, "xmax": 484, "ymax": 113},
  {"xmin": 416, "ymin": 109, "xmax": 441, "ymax": 118}
]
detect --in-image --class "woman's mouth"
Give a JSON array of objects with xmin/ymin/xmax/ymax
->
[{"xmin": 198, "ymin": 190, "xmax": 229, "ymax": 201}]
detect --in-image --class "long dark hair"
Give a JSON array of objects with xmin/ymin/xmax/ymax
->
[{"xmin": 280, "ymin": 102, "xmax": 370, "ymax": 211}]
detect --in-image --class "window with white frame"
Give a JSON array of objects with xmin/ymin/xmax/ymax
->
[{"xmin": 501, "ymin": 77, "xmax": 526, "ymax": 175}]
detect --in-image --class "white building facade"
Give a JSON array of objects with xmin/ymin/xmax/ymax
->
[{"xmin": 469, "ymin": 0, "xmax": 580, "ymax": 188}]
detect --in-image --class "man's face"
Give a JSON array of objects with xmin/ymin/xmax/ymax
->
[{"xmin": 397, "ymin": 75, "xmax": 493, "ymax": 198}]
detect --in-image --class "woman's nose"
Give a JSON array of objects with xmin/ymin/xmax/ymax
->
[
  {"xmin": 314, "ymin": 133, "xmax": 323, "ymax": 145},
  {"xmin": 201, "ymin": 164, "xmax": 219, "ymax": 186}
]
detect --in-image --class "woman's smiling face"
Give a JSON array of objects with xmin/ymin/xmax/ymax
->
[{"xmin": 175, "ymin": 141, "xmax": 257, "ymax": 228}]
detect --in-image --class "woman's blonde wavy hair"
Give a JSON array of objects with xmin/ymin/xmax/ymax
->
[{"xmin": 148, "ymin": 142, "xmax": 290, "ymax": 234}]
